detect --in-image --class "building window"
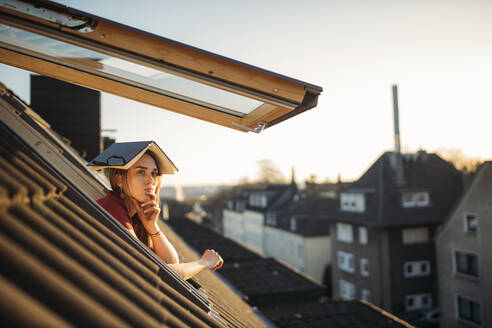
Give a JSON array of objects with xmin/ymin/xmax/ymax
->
[
  {"xmin": 405, "ymin": 294, "xmax": 432, "ymax": 311},
  {"xmin": 360, "ymin": 258, "xmax": 370, "ymax": 277},
  {"xmin": 402, "ymin": 227, "xmax": 429, "ymax": 244},
  {"xmin": 404, "ymin": 261, "xmax": 431, "ymax": 277},
  {"xmin": 249, "ymin": 193, "xmax": 267, "ymax": 207},
  {"xmin": 361, "ymin": 289, "xmax": 371, "ymax": 302},
  {"xmin": 236, "ymin": 201, "xmax": 245, "ymax": 212},
  {"xmin": 297, "ymin": 244, "xmax": 304, "ymax": 257},
  {"xmin": 402, "ymin": 192, "xmax": 430, "ymax": 208},
  {"xmin": 454, "ymin": 250, "xmax": 479, "ymax": 278},
  {"xmin": 336, "ymin": 223, "xmax": 353, "ymax": 243},
  {"xmin": 266, "ymin": 212, "xmax": 276, "ymax": 225},
  {"xmin": 290, "ymin": 217, "xmax": 296, "ymax": 231},
  {"xmin": 261, "ymin": 195, "xmax": 267, "ymax": 208},
  {"xmin": 340, "ymin": 193, "xmax": 365, "ymax": 212},
  {"xmin": 457, "ymin": 295, "xmax": 482, "ymax": 326},
  {"xmin": 416, "ymin": 192, "xmax": 429, "ymax": 206},
  {"xmin": 338, "ymin": 251, "xmax": 355, "ymax": 273},
  {"xmin": 464, "ymin": 213, "xmax": 478, "ymax": 234},
  {"xmin": 339, "ymin": 279, "xmax": 355, "ymax": 300},
  {"xmin": 358, "ymin": 226, "xmax": 368, "ymax": 244}
]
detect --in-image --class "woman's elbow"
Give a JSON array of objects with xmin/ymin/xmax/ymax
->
[{"xmin": 167, "ymin": 256, "xmax": 180, "ymax": 265}]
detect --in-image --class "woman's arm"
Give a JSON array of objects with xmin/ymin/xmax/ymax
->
[
  {"xmin": 150, "ymin": 227, "xmax": 180, "ymax": 264},
  {"xmin": 131, "ymin": 193, "xmax": 180, "ymax": 264},
  {"xmin": 169, "ymin": 249, "xmax": 223, "ymax": 280},
  {"xmin": 131, "ymin": 192, "xmax": 223, "ymax": 279}
]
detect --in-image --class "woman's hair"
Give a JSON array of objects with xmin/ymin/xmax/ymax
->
[{"xmin": 108, "ymin": 151, "xmax": 162, "ymax": 248}]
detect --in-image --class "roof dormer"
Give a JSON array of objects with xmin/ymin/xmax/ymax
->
[{"xmin": 340, "ymin": 193, "xmax": 365, "ymax": 213}]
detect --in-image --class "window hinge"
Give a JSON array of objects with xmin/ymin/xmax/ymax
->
[{"xmin": 231, "ymin": 121, "xmax": 267, "ymax": 133}]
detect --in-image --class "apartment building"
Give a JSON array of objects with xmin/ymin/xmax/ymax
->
[
  {"xmin": 263, "ymin": 196, "xmax": 332, "ymax": 285},
  {"xmin": 436, "ymin": 162, "xmax": 492, "ymax": 328},
  {"xmin": 325, "ymin": 151, "xmax": 463, "ymax": 318},
  {"xmin": 223, "ymin": 183, "xmax": 297, "ymax": 254}
]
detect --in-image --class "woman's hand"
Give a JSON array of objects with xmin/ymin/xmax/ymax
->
[
  {"xmin": 199, "ymin": 249, "xmax": 223, "ymax": 271},
  {"xmin": 130, "ymin": 191, "xmax": 160, "ymax": 233}
]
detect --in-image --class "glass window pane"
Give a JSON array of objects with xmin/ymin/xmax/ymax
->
[
  {"xmin": 469, "ymin": 255, "xmax": 479, "ymax": 276},
  {"xmin": 472, "ymin": 302, "xmax": 482, "ymax": 323},
  {"xmin": 456, "ymin": 252, "xmax": 466, "ymax": 273},
  {"xmin": 0, "ymin": 23, "xmax": 264, "ymax": 116},
  {"xmin": 459, "ymin": 297, "xmax": 471, "ymax": 319}
]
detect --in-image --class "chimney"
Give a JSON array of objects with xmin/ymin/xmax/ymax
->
[
  {"xmin": 290, "ymin": 166, "xmax": 296, "ymax": 185},
  {"xmin": 392, "ymin": 85, "xmax": 401, "ymax": 154},
  {"xmin": 391, "ymin": 84, "xmax": 405, "ymax": 186}
]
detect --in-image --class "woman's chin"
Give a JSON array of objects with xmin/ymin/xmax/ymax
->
[{"xmin": 133, "ymin": 195, "xmax": 147, "ymax": 203}]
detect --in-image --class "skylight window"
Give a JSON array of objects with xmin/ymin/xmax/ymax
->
[
  {"xmin": 0, "ymin": 0, "xmax": 322, "ymax": 132},
  {"xmin": 0, "ymin": 24, "xmax": 263, "ymax": 117}
]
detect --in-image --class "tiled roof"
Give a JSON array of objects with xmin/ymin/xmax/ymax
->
[
  {"xmin": 243, "ymin": 183, "xmax": 297, "ymax": 213},
  {"xmin": 167, "ymin": 218, "xmax": 261, "ymax": 262},
  {"xmin": 260, "ymin": 300, "xmax": 413, "ymax": 328},
  {"xmin": 270, "ymin": 197, "xmax": 336, "ymax": 236},
  {"xmin": 219, "ymin": 258, "xmax": 325, "ymax": 306},
  {"xmin": 159, "ymin": 222, "xmax": 266, "ymax": 328},
  {"xmin": 436, "ymin": 161, "xmax": 492, "ymax": 237},
  {"xmin": 0, "ymin": 83, "xmax": 265, "ymax": 327},
  {"xmin": 168, "ymin": 218, "xmax": 325, "ymax": 306},
  {"xmin": 323, "ymin": 152, "xmax": 463, "ymax": 227},
  {"xmin": 167, "ymin": 217, "xmax": 412, "ymax": 327}
]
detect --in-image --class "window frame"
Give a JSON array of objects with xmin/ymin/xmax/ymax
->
[
  {"xmin": 403, "ymin": 261, "xmax": 431, "ymax": 278},
  {"xmin": 0, "ymin": 1, "xmax": 322, "ymax": 133},
  {"xmin": 336, "ymin": 223, "xmax": 354, "ymax": 243},
  {"xmin": 360, "ymin": 258, "xmax": 370, "ymax": 277},
  {"xmin": 402, "ymin": 191, "xmax": 430, "ymax": 208},
  {"xmin": 340, "ymin": 193, "xmax": 365, "ymax": 213},
  {"xmin": 455, "ymin": 294, "xmax": 483, "ymax": 327},
  {"xmin": 358, "ymin": 226, "xmax": 368, "ymax": 245},
  {"xmin": 463, "ymin": 212, "xmax": 478, "ymax": 234},
  {"xmin": 290, "ymin": 217, "xmax": 297, "ymax": 231},
  {"xmin": 339, "ymin": 279, "xmax": 356, "ymax": 300},
  {"xmin": 361, "ymin": 288, "xmax": 371, "ymax": 302},
  {"xmin": 405, "ymin": 293, "xmax": 432, "ymax": 311},
  {"xmin": 402, "ymin": 227, "xmax": 429, "ymax": 244},
  {"xmin": 453, "ymin": 249, "xmax": 480, "ymax": 279},
  {"xmin": 337, "ymin": 250, "xmax": 355, "ymax": 273}
]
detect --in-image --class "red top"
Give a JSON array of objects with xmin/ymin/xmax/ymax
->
[{"xmin": 97, "ymin": 191, "xmax": 135, "ymax": 232}]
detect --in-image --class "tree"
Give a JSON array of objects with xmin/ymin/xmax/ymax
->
[
  {"xmin": 435, "ymin": 148, "xmax": 483, "ymax": 173},
  {"xmin": 305, "ymin": 174, "xmax": 319, "ymax": 195},
  {"xmin": 256, "ymin": 159, "xmax": 286, "ymax": 184}
]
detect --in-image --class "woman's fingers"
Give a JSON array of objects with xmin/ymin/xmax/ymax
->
[
  {"xmin": 212, "ymin": 258, "xmax": 223, "ymax": 271},
  {"xmin": 145, "ymin": 191, "xmax": 156, "ymax": 200},
  {"xmin": 202, "ymin": 249, "xmax": 223, "ymax": 270},
  {"xmin": 143, "ymin": 205, "xmax": 160, "ymax": 214},
  {"xmin": 140, "ymin": 200, "xmax": 157, "ymax": 207}
]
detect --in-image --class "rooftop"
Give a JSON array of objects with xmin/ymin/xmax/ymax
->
[
  {"xmin": 324, "ymin": 151, "xmax": 463, "ymax": 227},
  {"xmin": 0, "ymin": 83, "xmax": 265, "ymax": 327},
  {"xmin": 167, "ymin": 217, "xmax": 412, "ymax": 327}
]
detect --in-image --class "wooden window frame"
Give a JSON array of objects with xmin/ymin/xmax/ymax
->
[{"xmin": 0, "ymin": 1, "xmax": 322, "ymax": 132}]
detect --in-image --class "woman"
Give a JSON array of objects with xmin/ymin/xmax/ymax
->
[{"xmin": 94, "ymin": 145, "xmax": 223, "ymax": 280}]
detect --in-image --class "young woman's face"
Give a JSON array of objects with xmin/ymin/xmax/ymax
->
[{"xmin": 126, "ymin": 154, "xmax": 160, "ymax": 202}]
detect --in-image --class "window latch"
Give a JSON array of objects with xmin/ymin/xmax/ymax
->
[{"xmin": 231, "ymin": 121, "xmax": 267, "ymax": 133}]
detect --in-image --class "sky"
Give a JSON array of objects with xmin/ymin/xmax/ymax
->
[{"xmin": 1, "ymin": 0, "xmax": 492, "ymax": 186}]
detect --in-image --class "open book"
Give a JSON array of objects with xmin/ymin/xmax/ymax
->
[{"xmin": 87, "ymin": 141, "xmax": 178, "ymax": 175}]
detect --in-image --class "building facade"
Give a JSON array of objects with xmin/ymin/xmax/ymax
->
[
  {"xmin": 436, "ymin": 162, "xmax": 492, "ymax": 328},
  {"xmin": 326, "ymin": 151, "xmax": 463, "ymax": 319},
  {"xmin": 263, "ymin": 197, "xmax": 332, "ymax": 284},
  {"xmin": 223, "ymin": 184, "xmax": 297, "ymax": 255}
]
